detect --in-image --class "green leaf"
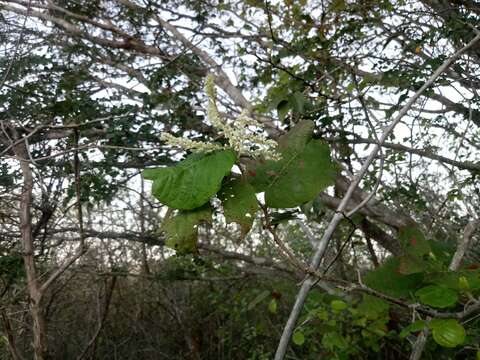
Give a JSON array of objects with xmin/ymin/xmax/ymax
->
[
  {"xmin": 219, "ymin": 177, "xmax": 259, "ymax": 238},
  {"xmin": 292, "ymin": 91, "xmax": 305, "ymax": 114},
  {"xmin": 398, "ymin": 226, "xmax": 431, "ymax": 257},
  {"xmin": 277, "ymin": 120, "xmax": 314, "ymax": 151},
  {"xmin": 277, "ymin": 99, "xmax": 290, "ymax": 122},
  {"xmin": 425, "ymin": 270, "xmax": 480, "ymax": 291},
  {"xmin": 415, "ymin": 285, "xmax": 458, "ymax": 308},
  {"xmin": 247, "ymin": 290, "xmax": 270, "ymax": 311},
  {"xmin": 144, "ymin": 150, "xmax": 236, "ymax": 210},
  {"xmin": 399, "ymin": 320, "xmax": 426, "ymax": 338},
  {"xmin": 367, "ymin": 319, "xmax": 388, "ymax": 337},
  {"xmin": 430, "ymin": 319, "xmax": 466, "ymax": 348},
  {"xmin": 330, "ymin": 299, "xmax": 348, "ymax": 312},
  {"xmin": 364, "ymin": 257, "xmax": 423, "ymax": 298},
  {"xmin": 357, "ymin": 295, "xmax": 390, "ymax": 320},
  {"xmin": 322, "ymin": 331, "xmax": 348, "ymax": 350},
  {"xmin": 162, "ymin": 206, "xmax": 212, "ymax": 254},
  {"xmin": 292, "ymin": 331, "xmax": 305, "ymax": 346},
  {"xmin": 316, "ymin": 308, "xmax": 329, "ymax": 321},
  {"xmin": 397, "ymin": 254, "xmax": 427, "ymax": 275},
  {"xmin": 248, "ymin": 121, "xmax": 335, "ymax": 208},
  {"xmin": 458, "ymin": 276, "xmax": 470, "ymax": 291},
  {"xmin": 268, "ymin": 298, "xmax": 278, "ymax": 313}
]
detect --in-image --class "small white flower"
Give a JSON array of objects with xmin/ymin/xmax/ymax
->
[{"xmin": 160, "ymin": 74, "xmax": 281, "ymax": 160}]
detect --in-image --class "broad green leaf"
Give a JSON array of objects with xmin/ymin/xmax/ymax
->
[
  {"xmin": 399, "ymin": 320, "xmax": 426, "ymax": 338},
  {"xmin": 268, "ymin": 298, "xmax": 277, "ymax": 313},
  {"xmin": 330, "ymin": 299, "xmax": 348, "ymax": 312},
  {"xmin": 219, "ymin": 177, "xmax": 259, "ymax": 237},
  {"xmin": 364, "ymin": 257, "xmax": 423, "ymax": 298},
  {"xmin": 292, "ymin": 331, "xmax": 305, "ymax": 346},
  {"xmin": 162, "ymin": 206, "xmax": 212, "ymax": 254},
  {"xmin": 248, "ymin": 121, "xmax": 335, "ymax": 208},
  {"xmin": 415, "ymin": 285, "xmax": 458, "ymax": 308},
  {"xmin": 357, "ymin": 295, "xmax": 390, "ymax": 320},
  {"xmin": 430, "ymin": 319, "xmax": 465, "ymax": 348},
  {"xmin": 144, "ymin": 150, "xmax": 236, "ymax": 210}
]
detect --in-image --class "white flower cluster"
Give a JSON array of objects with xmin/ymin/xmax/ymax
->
[
  {"xmin": 160, "ymin": 132, "xmax": 222, "ymax": 153},
  {"xmin": 161, "ymin": 75, "xmax": 281, "ymax": 160}
]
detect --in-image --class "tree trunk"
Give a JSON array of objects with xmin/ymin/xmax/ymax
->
[{"xmin": 14, "ymin": 140, "xmax": 47, "ymax": 360}]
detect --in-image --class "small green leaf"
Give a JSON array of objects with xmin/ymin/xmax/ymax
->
[
  {"xmin": 219, "ymin": 177, "xmax": 259, "ymax": 238},
  {"xmin": 458, "ymin": 276, "xmax": 470, "ymax": 291},
  {"xmin": 162, "ymin": 206, "xmax": 212, "ymax": 254},
  {"xmin": 399, "ymin": 320, "xmax": 426, "ymax": 338},
  {"xmin": 144, "ymin": 150, "xmax": 236, "ymax": 210},
  {"xmin": 292, "ymin": 331, "xmax": 305, "ymax": 346},
  {"xmin": 268, "ymin": 298, "xmax": 278, "ymax": 313},
  {"xmin": 322, "ymin": 332, "xmax": 348, "ymax": 350},
  {"xmin": 415, "ymin": 285, "xmax": 458, "ymax": 308},
  {"xmin": 430, "ymin": 319, "xmax": 465, "ymax": 348},
  {"xmin": 316, "ymin": 308, "xmax": 329, "ymax": 321},
  {"xmin": 330, "ymin": 300, "xmax": 348, "ymax": 312}
]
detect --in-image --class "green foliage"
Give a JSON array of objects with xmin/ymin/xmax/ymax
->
[
  {"xmin": 430, "ymin": 319, "xmax": 466, "ymax": 348},
  {"xmin": 144, "ymin": 149, "xmax": 236, "ymax": 210},
  {"xmin": 0, "ymin": 255, "xmax": 24, "ymax": 283},
  {"xmin": 322, "ymin": 331, "xmax": 349, "ymax": 351},
  {"xmin": 292, "ymin": 331, "xmax": 305, "ymax": 346},
  {"xmin": 330, "ymin": 299, "xmax": 348, "ymax": 312},
  {"xmin": 399, "ymin": 226, "xmax": 431, "ymax": 257},
  {"xmin": 399, "ymin": 320, "xmax": 426, "ymax": 338},
  {"xmin": 425, "ymin": 270, "xmax": 480, "ymax": 291},
  {"xmin": 162, "ymin": 206, "xmax": 212, "ymax": 253},
  {"xmin": 219, "ymin": 177, "xmax": 259, "ymax": 237},
  {"xmin": 268, "ymin": 298, "xmax": 278, "ymax": 314},
  {"xmin": 364, "ymin": 257, "xmax": 423, "ymax": 298},
  {"xmin": 145, "ymin": 121, "xmax": 336, "ymax": 252},
  {"xmin": 2, "ymin": 0, "xmax": 480, "ymax": 358},
  {"xmin": 247, "ymin": 121, "xmax": 336, "ymax": 208},
  {"xmin": 415, "ymin": 285, "xmax": 458, "ymax": 308},
  {"xmin": 356, "ymin": 295, "xmax": 390, "ymax": 320}
]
